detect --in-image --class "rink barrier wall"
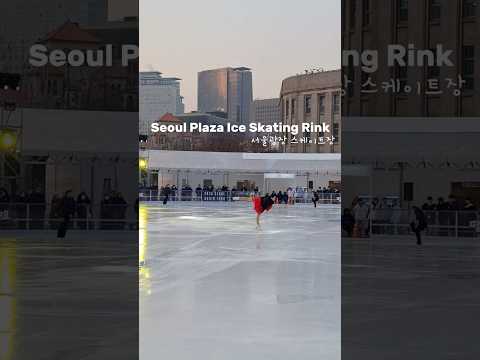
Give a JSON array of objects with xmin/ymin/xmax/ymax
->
[
  {"xmin": 349, "ymin": 209, "xmax": 480, "ymax": 238},
  {"xmin": 138, "ymin": 189, "xmax": 342, "ymax": 204},
  {"xmin": 0, "ymin": 203, "xmax": 138, "ymax": 230}
]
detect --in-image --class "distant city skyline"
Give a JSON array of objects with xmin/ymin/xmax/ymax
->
[{"xmin": 140, "ymin": 0, "xmax": 340, "ymax": 112}]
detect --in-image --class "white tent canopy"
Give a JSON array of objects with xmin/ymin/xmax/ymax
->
[{"xmin": 141, "ymin": 150, "xmax": 341, "ymax": 174}]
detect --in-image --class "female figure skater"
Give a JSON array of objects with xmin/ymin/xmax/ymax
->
[{"xmin": 252, "ymin": 193, "xmax": 274, "ymax": 229}]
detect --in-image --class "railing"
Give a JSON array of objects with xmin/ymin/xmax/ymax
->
[
  {"xmin": 0, "ymin": 203, "xmax": 138, "ymax": 230},
  {"xmin": 139, "ymin": 189, "xmax": 341, "ymax": 204},
  {"xmin": 367, "ymin": 209, "xmax": 480, "ymax": 238}
]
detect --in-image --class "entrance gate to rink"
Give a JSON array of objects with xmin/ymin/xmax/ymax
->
[
  {"xmin": 139, "ymin": 189, "xmax": 341, "ymax": 204},
  {"xmin": 0, "ymin": 203, "xmax": 138, "ymax": 230},
  {"xmin": 369, "ymin": 209, "xmax": 480, "ymax": 238}
]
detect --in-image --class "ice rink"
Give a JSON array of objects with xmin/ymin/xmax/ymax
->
[
  {"xmin": 343, "ymin": 235, "xmax": 480, "ymax": 359},
  {"xmin": 140, "ymin": 201, "xmax": 341, "ymax": 360},
  {"xmin": 0, "ymin": 232, "xmax": 138, "ymax": 360}
]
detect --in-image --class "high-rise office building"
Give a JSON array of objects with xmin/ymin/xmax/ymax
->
[
  {"xmin": 197, "ymin": 67, "xmax": 253, "ymax": 125},
  {"xmin": 251, "ymin": 98, "xmax": 281, "ymax": 125},
  {"xmin": 140, "ymin": 71, "xmax": 184, "ymax": 135}
]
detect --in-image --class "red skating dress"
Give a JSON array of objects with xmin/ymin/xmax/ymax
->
[{"xmin": 253, "ymin": 196, "xmax": 273, "ymax": 215}]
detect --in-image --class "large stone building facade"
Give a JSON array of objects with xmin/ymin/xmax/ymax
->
[
  {"xmin": 342, "ymin": 0, "xmax": 480, "ymax": 117},
  {"xmin": 280, "ymin": 70, "xmax": 341, "ymax": 153}
]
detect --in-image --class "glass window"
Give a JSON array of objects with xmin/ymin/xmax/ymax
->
[
  {"xmin": 333, "ymin": 123, "xmax": 339, "ymax": 143},
  {"xmin": 395, "ymin": 53, "xmax": 408, "ymax": 92},
  {"xmin": 304, "ymin": 95, "xmax": 312, "ymax": 114},
  {"xmin": 350, "ymin": 0, "xmax": 356, "ymax": 29},
  {"xmin": 429, "ymin": 0, "xmax": 441, "ymax": 20},
  {"xmin": 427, "ymin": 47, "xmax": 441, "ymax": 82},
  {"xmin": 398, "ymin": 0, "xmax": 408, "ymax": 22},
  {"xmin": 463, "ymin": 0, "xmax": 477, "ymax": 17},
  {"xmin": 462, "ymin": 45, "xmax": 475, "ymax": 90},
  {"xmin": 332, "ymin": 93, "xmax": 340, "ymax": 114},
  {"xmin": 363, "ymin": 0, "xmax": 371, "ymax": 26},
  {"xmin": 318, "ymin": 95, "xmax": 326, "ymax": 115}
]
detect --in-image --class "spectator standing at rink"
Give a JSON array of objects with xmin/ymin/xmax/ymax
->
[
  {"xmin": 276, "ymin": 191, "xmax": 283, "ymax": 204},
  {"xmin": 312, "ymin": 191, "xmax": 319, "ymax": 208},
  {"xmin": 49, "ymin": 194, "xmax": 62, "ymax": 229},
  {"xmin": 181, "ymin": 185, "xmax": 193, "ymax": 201},
  {"xmin": 195, "ymin": 185, "xmax": 202, "ymax": 199},
  {"xmin": 270, "ymin": 191, "xmax": 277, "ymax": 204},
  {"xmin": 171, "ymin": 185, "xmax": 178, "ymax": 201},
  {"xmin": 76, "ymin": 191, "xmax": 92, "ymax": 229},
  {"xmin": 353, "ymin": 199, "xmax": 369, "ymax": 237},
  {"xmin": 57, "ymin": 190, "xmax": 76, "ymax": 238},
  {"xmin": 287, "ymin": 188, "xmax": 295, "ymax": 205},
  {"xmin": 447, "ymin": 195, "xmax": 459, "ymax": 235},
  {"xmin": 342, "ymin": 208, "xmax": 355, "ymax": 237},
  {"xmin": 410, "ymin": 206, "xmax": 427, "ymax": 245},
  {"xmin": 162, "ymin": 184, "xmax": 171, "ymax": 205},
  {"xmin": 422, "ymin": 196, "xmax": 436, "ymax": 211}
]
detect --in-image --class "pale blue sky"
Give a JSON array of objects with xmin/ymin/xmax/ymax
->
[{"xmin": 140, "ymin": 0, "xmax": 340, "ymax": 111}]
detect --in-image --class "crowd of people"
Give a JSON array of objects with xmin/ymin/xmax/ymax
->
[
  {"xmin": 342, "ymin": 194, "xmax": 479, "ymax": 243},
  {"xmin": 420, "ymin": 195, "xmax": 478, "ymax": 237},
  {"xmin": 158, "ymin": 184, "xmax": 255, "ymax": 201},
  {"xmin": 153, "ymin": 184, "xmax": 340, "ymax": 205},
  {"xmin": 0, "ymin": 187, "xmax": 48, "ymax": 228},
  {"xmin": 0, "ymin": 187, "xmax": 135, "ymax": 231},
  {"xmin": 267, "ymin": 187, "xmax": 338, "ymax": 206},
  {"xmin": 421, "ymin": 195, "xmax": 477, "ymax": 212}
]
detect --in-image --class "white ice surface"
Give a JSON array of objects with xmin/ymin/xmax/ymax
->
[{"xmin": 140, "ymin": 202, "xmax": 341, "ymax": 360}]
